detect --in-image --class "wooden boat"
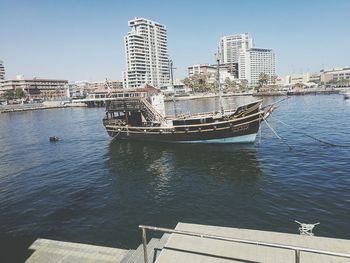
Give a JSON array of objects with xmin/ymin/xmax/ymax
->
[
  {"xmin": 103, "ymin": 55, "xmax": 275, "ymax": 144},
  {"xmin": 102, "ymin": 93, "xmax": 274, "ymax": 144}
]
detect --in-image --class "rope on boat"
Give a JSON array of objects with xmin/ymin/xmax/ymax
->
[
  {"xmin": 271, "ymin": 117, "xmax": 350, "ymax": 148},
  {"xmin": 262, "ymin": 117, "xmax": 293, "ymax": 150},
  {"xmin": 111, "ymin": 128, "xmax": 122, "ymax": 141}
]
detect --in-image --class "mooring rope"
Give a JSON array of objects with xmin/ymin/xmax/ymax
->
[
  {"xmin": 111, "ymin": 128, "xmax": 122, "ymax": 141},
  {"xmin": 263, "ymin": 117, "xmax": 293, "ymax": 150},
  {"xmin": 271, "ymin": 116, "xmax": 350, "ymax": 148}
]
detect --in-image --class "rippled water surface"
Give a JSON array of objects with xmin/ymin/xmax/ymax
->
[{"xmin": 0, "ymin": 95, "xmax": 349, "ymax": 261}]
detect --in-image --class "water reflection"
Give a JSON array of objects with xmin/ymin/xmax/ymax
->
[
  {"xmin": 107, "ymin": 140, "xmax": 262, "ymax": 188},
  {"xmin": 105, "ymin": 140, "xmax": 263, "ymax": 234}
]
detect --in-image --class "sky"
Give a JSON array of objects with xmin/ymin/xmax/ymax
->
[{"xmin": 1, "ymin": 0, "xmax": 349, "ymax": 81}]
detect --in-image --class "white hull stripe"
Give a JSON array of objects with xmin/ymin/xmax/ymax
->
[{"xmin": 174, "ymin": 133, "xmax": 257, "ymax": 144}]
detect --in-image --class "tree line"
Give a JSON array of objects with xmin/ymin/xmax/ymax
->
[
  {"xmin": 2, "ymin": 89, "xmax": 26, "ymax": 100},
  {"xmin": 183, "ymin": 72, "xmax": 278, "ymax": 93}
]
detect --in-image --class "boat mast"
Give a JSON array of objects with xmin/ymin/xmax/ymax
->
[
  {"xmin": 169, "ymin": 59, "xmax": 178, "ymax": 117},
  {"xmin": 216, "ymin": 51, "xmax": 224, "ymax": 114}
]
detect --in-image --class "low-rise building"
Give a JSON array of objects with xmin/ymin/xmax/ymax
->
[
  {"xmin": 88, "ymin": 80, "xmax": 123, "ymax": 93},
  {"xmin": 321, "ymin": 67, "xmax": 350, "ymax": 83},
  {"xmin": 278, "ymin": 67, "xmax": 350, "ymax": 86},
  {"xmin": 66, "ymin": 80, "xmax": 124, "ymax": 99},
  {"xmin": 187, "ymin": 63, "xmax": 238, "ymax": 84},
  {"xmin": 277, "ymin": 72, "xmax": 321, "ymax": 86},
  {"xmin": 160, "ymin": 79, "xmax": 191, "ymax": 95},
  {"xmin": 0, "ymin": 75, "xmax": 68, "ymax": 99}
]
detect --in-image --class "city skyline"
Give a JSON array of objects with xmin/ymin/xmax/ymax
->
[{"xmin": 1, "ymin": 0, "xmax": 350, "ymax": 81}]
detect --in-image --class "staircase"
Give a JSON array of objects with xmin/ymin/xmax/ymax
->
[
  {"xmin": 121, "ymin": 234, "xmax": 169, "ymax": 263},
  {"xmin": 107, "ymin": 97, "xmax": 165, "ymax": 124},
  {"xmin": 139, "ymin": 98, "xmax": 165, "ymax": 124}
]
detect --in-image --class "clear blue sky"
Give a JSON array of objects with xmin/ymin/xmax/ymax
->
[{"xmin": 1, "ymin": 0, "xmax": 349, "ymax": 81}]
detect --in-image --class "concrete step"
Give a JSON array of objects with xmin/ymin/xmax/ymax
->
[
  {"xmin": 120, "ymin": 249, "xmax": 136, "ymax": 263},
  {"xmin": 26, "ymin": 239, "xmax": 128, "ymax": 263},
  {"xmin": 121, "ymin": 234, "xmax": 170, "ymax": 263},
  {"xmin": 153, "ymin": 234, "xmax": 170, "ymax": 260}
]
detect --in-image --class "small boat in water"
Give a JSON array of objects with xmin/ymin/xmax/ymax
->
[
  {"xmin": 49, "ymin": 136, "xmax": 60, "ymax": 142},
  {"xmin": 342, "ymin": 91, "xmax": 350, "ymax": 100}
]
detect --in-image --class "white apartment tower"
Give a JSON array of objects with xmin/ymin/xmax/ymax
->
[
  {"xmin": 239, "ymin": 48, "xmax": 276, "ymax": 85},
  {"xmin": 123, "ymin": 18, "xmax": 170, "ymax": 88},
  {"xmin": 219, "ymin": 33, "xmax": 254, "ymax": 64},
  {"xmin": 0, "ymin": 60, "xmax": 5, "ymax": 80}
]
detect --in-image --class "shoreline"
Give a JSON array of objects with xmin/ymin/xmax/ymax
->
[
  {"xmin": 1, "ymin": 90, "xmax": 342, "ymax": 113},
  {"xmin": 0, "ymin": 102, "xmax": 87, "ymax": 114}
]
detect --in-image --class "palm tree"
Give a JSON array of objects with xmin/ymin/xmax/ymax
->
[
  {"xmin": 258, "ymin": 72, "xmax": 270, "ymax": 87},
  {"xmin": 239, "ymin": 79, "xmax": 249, "ymax": 91},
  {"xmin": 225, "ymin": 78, "xmax": 237, "ymax": 92},
  {"xmin": 4, "ymin": 90, "xmax": 15, "ymax": 100},
  {"xmin": 15, "ymin": 89, "xmax": 26, "ymax": 99},
  {"xmin": 271, "ymin": 75, "xmax": 278, "ymax": 85}
]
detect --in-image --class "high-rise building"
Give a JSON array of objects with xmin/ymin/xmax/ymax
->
[
  {"xmin": 123, "ymin": 18, "xmax": 170, "ymax": 88},
  {"xmin": 219, "ymin": 33, "xmax": 254, "ymax": 64},
  {"xmin": 239, "ymin": 48, "xmax": 276, "ymax": 85},
  {"xmin": 0, "ymin": 60, "xmax": 5, "ymax": 80}
]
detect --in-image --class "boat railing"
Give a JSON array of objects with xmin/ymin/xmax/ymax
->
[
  {"xmin": 106, "ymin": 119, "xmax": 126, "ymax": 126},
  {"xmin": 138, "ymin": 225, "xmax": 350, "ymax": 263}
]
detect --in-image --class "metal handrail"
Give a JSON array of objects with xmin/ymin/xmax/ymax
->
[{"xmin": 139, "ymin": 225, "xmax": 350, "ymax": 263}]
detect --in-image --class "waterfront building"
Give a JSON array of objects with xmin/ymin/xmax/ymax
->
[
  {"xmin": 66, "ymin": 80, "xmax": 124, "ymax": 99},
  {"xmin": 0, "ymin": 75, "xmax": 68, "ymax": 99},
  {"xmin": 74, "ymin": 81, "xmax": 90, "ymax": 97},
  {"xmin": 219, "ymin": 33, "xmax": 254, "ymax": 64},
  {"xmin": 281, "ymin": 72, "xmax": 321, "ymax": 86},
  {"xmin": 89, "ymin": 80, "xmax": 123, "ymax": 92},
  {"xmin": 160, "ymin": 79, "xmax": 191, "ymax": 95},
  {"xmin": 123, "ymin": 17, "xmax": 170, "ymax": 89},
  {"xmin": 187, "ymin": 63, "xmax": 238, "ymax": 84},
  {"xmin": 239, "ymin": 48, "xmax": 276, "ymax": 86},
  {"xmin": 321, "ymin": 67, "xmax": 350, "ymax": 83},
  {"xmin": 0, "ymin": 60, "xmax": 5, "ymax": 80},
  {"xmin": 277, "ymin": 67, "xmax": 350, "ymax": 86}
]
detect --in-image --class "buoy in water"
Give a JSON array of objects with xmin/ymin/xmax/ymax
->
[{"xmin": 49, "ymin": 136, "xmax": 60, "ymax": 142}]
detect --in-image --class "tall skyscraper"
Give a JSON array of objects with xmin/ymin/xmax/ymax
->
[
  {"xmin": 123, "ymin": 18, "xmax": 170, "ymax": 88},
  {"xmin": 219, "ymin": 33, "xmax": 254, "ymax": 64},
  {"xmin": 239, "ymin": 48, "xmax": 276, "ymax": 85},
  {"xmin": 0, "ymin": 60, "xmax": 5, "ymax": 80}
]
